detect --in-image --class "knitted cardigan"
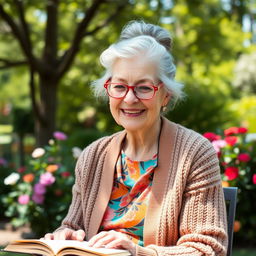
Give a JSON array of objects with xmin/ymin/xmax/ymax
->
[{"xmin": 56, "ymin": 117, "xmax": 228, "ymax": 256}]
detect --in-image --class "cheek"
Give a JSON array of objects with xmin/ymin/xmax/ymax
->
[{"xmin": 109, "ymin": 99, "xmax": 120, "ymax": 118}]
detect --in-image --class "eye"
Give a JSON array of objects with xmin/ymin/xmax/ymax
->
[
  {"xmin": 111, "ymin": 83, "xmax": 127, "ymax": 91},
  {"xmin": 136, "ymin": 85, "xmax": 154, "ymax": 93}
]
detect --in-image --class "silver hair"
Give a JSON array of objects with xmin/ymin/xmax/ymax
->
[{"xmin": 91, "ymin": 21, "xmax": 185, "ymax": 109}]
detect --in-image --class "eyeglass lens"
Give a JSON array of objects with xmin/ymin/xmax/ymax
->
[{"xmin": 108, "ymin": 83, "xmax": 155, "ymax": 99}]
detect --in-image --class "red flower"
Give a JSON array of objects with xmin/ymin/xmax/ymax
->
[
  {"xmin": 225, "ymin": 166, "xmax": 239, "ymax": 180},
  {"xmin": 238, "ymin": 127, "xmax": 248, "ymax": 134},
  {"xmin": 238, "ymin": 153, "xmax": 251, "ymax": 162},
  {"xmin": 253, "ymin": 174, "xmax": 256, "ymax": 185},
  {"xmin": 221, "ymin": 162, "xmax": 228, "ymax": 167},
  {"xmin": 17, "ymin": 166, "xmax": 26, "ymax": 173},
  {"xmin": 225, "ymin": 136, "xmax": 238, "ymax": 146},
  {"xmin": 203, "ymin": 132, "xmax": 221, "ymax": 142},
  {"xmin": 61, "ymin": 171, "xmax": 71, "ymax": 178},
  {"xmin": 224, "ymin": 127, "xmax": 239, "ymax": 136}
]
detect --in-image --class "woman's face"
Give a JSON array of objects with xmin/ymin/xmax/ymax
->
[{"xmin": 108, "ymin": 56, "xmax": 170, "ymax": 133}]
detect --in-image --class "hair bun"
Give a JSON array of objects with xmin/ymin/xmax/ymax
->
[{"xmin": 119, "ymin": 20, "xmax": 172, "ymax": 51}]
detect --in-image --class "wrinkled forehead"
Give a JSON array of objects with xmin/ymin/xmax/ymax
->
[{"xmin": 111, "ymin": 56, "xmax": 159, "ymax": 83}]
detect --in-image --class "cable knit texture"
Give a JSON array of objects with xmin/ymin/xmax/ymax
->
[{"xmin": 55, "ymin": 117, "xmax": 228, "ymax": 256}]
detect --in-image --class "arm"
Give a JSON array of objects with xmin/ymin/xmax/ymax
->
[{"xmin": 136, "ymin": 139, "xmax": 228, "ymax": 256}]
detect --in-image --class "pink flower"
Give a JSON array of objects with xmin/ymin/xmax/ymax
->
[
  {"xmin": 40, "ymin": 172, "xmax": 55, "ymax": 186},
  {"xmin": 225, "ymin": 167, "xmax": 239, "ymax": 180},
  {"xmin": 253, "ymin": 174, "xmax": 256, "ymax": 185},
  {"xmin": 34, "ymin": 183, "xmax": 46, "ymax": 195},
  {"xmin": 53, "ymin": 131, "xmax": 67, "ymax": 141},
  {"xmin": 238, "ymin": 153, "xmax": 251, "ymax": 162},
  {"xmin": 18, "ymin": 195, "xmax": 30, "ymax": 205},
  {"xmin": 224, "ymin": 127, "xmax": 239, "ymax": 136},
  {"xmin": 238, "ymin": 127, "xmax": 248, "ymax": 134},
  {"xmin": 203, "ymin": 132, "xmax": 221, "ymax": 142},
  {"xmin": 225, "ymin": 136, "xmax": 238, "ymax": 146},
  {"xmin": 32, "ymin": 193, "xmax": 45, "ymax": 204},
  {"xmin": 212, "ymin": 140, "xmax": 227, "ymax": 153}
]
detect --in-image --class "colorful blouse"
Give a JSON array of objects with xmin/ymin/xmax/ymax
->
[{"xmin": 100, "ymin": 151, "xmax": 158, "ymax": 246}]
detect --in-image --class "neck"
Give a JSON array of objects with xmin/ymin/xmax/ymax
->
[{"xmin": 123, "ymin": 118, "xmax": 162, "ymax": 161}]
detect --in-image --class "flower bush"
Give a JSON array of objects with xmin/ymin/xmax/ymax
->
[
  {"xmin": 2, "ymin": 131, "xmax": 81, "ymax": 237},
  {"xmin": 203, "ymin": 127, "xmax": 256, "ymax": 245}
]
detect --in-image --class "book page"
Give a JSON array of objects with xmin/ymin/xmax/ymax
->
[
  {"xmin": 41, "ymin": 240, "xmax": 130, "ymax": 255},
  {"xmin": 5, "ymin": 239, "xmax": 130, "ymax": 256}
]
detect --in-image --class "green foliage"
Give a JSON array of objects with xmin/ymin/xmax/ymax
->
[
  {"xmin": 1, "ymin": 133, "xmax": 77, "ymax": 236},
  {"xmin": 167, "ymin": 82, "xmax": 237, "ymax": 133},
  {"xmin": 233, "ymin": 248, "xmax": 256, "ymax": 256},
  {"xmin": 65, "ymin": 128, "xmax": 108, "ymax": 149},
  {"xmin": 233, "ymin": 52, "xmax": 256, "ymax": 94},
  {"xmin": 12, "ymin": 107, "xmax": 34, "ymax": 135},
  {"xmin": 231, "ymin": 96, "xmax": 256, "ymax": 132},
  {"xmin": 203, "ymin": 127, "xmax": 256, "ymax": 246},
  {"xmin": 0, "ymin": 1, "xmax": 255, "ymax": 137}
]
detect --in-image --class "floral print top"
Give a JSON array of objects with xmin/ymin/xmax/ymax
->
[{"xmin": 100, "ymin": 151, "xmax": 157, "ymax": 246}]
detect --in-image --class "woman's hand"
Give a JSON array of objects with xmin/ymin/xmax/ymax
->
[
  {"xmin": 42, "ymin": 228, "xmax": 85, "ymax": 241},
  {"xmin": 88, "ymin": 230, "xmax": 136, "ymax": 255}
]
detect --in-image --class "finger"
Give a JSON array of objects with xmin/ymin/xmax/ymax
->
[
  {"xmin": 71, "ymin": 230, "xmax": 86, "ymax": 241},
  {"xmin": 54, "ymin": 228, "xmax": 72, "ymax": 240},
  {"xmin": 106, "ymin": 238, "xmax": 135, "ymax": 255},
  {"xmin": 43, "ymin": 233, "xmax": 54, "ymax": 240},
  {"xmin": 93, "ymin": 234, "xmax": 116, "ymax": 248},
  {"xmin": 105, "ymin": 238, "xmax": 123, "ymax": 249},
  {"xmin": 88, "ymin": 231, "xmax": 109, "ymax": 246}
]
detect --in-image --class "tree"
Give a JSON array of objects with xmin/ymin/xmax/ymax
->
[
  {"xmin": 0, "ymin": 0, "xmax": 128, "ymax": 146},
  {"xmin": 1, "ymin": 0, "xmax": 254, "ymax": 144}
]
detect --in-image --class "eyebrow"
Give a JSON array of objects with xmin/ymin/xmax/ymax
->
[{"xmin": 112, "ymin": 77, "xmax": 154, "ymax": 84}]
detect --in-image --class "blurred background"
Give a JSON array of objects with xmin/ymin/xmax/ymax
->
[{"xmin": 0, "ymin": 0, "xmax": 255, "ymax": 255}]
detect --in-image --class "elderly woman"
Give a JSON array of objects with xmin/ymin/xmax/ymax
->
[{"xmin": 44, "ymin": 21, "xmax": 228, "ymax": 255}]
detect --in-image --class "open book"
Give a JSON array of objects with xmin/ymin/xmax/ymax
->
[{"xmin": 2, "ymin": 239, "xmax": 131, "ymax": 256}]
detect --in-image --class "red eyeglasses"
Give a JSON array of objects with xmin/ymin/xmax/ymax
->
[{"xmin": 104, "ymin": 79, "xmax": 163, "ymax": 100}]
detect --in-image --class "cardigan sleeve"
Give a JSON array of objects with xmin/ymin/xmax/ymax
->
[{"xmin": 136, "ymin": 139, "xmax": 228, "ymax": 256}]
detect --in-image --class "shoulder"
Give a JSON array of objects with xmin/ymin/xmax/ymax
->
[
  {"xmin": 73, "ymin": 131, "xmax": 124, "ymax": 178},
  {"xmin": 81, "ymin": 132, "xmax": 121, "ymax": 155},
  {"xmin": 163, "ymin": 117, "xmax": 216, "ymax": 157},
  {"xmin": 177, "ymin": 123, "xmax": 211, "ymax": 147},
  {"xmin": 78, "ymin": 131, "xmax": 124, "ymax": 161}
]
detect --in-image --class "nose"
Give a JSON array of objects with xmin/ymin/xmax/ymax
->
[{"xmin": 123, "ymin": 88, "xmax": 139, "ymax": 104}]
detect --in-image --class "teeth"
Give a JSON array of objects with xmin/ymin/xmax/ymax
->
[{"xmin": 123, "ymin": 110, "xmax": 142, "ymax": 114}]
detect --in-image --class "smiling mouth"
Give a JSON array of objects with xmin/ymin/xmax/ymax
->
[{"xmin": 121, "ymin": 109, "xmax": 145, "ymax": 116}]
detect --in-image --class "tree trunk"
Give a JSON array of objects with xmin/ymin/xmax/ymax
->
[
  {"xmin": 35, "ymin": 75, "xmax": 58, "ymax": 146},
  {"xmin": 17, "ymin": 133, "xmax": 25, "ymax": 167}
]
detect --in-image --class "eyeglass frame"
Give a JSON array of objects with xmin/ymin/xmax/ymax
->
[{"xmin": 104, "ymin": 78, "xmax": 164, "ymax": 100}]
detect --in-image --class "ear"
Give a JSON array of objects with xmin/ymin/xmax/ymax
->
[{"xmin": 162, "ymin": 91, "xmax": 171, "ymax": 107}]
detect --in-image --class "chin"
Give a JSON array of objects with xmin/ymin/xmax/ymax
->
[{"xmin": 120, "ymin": 120, "xmax": 146, "ymax": 132}]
